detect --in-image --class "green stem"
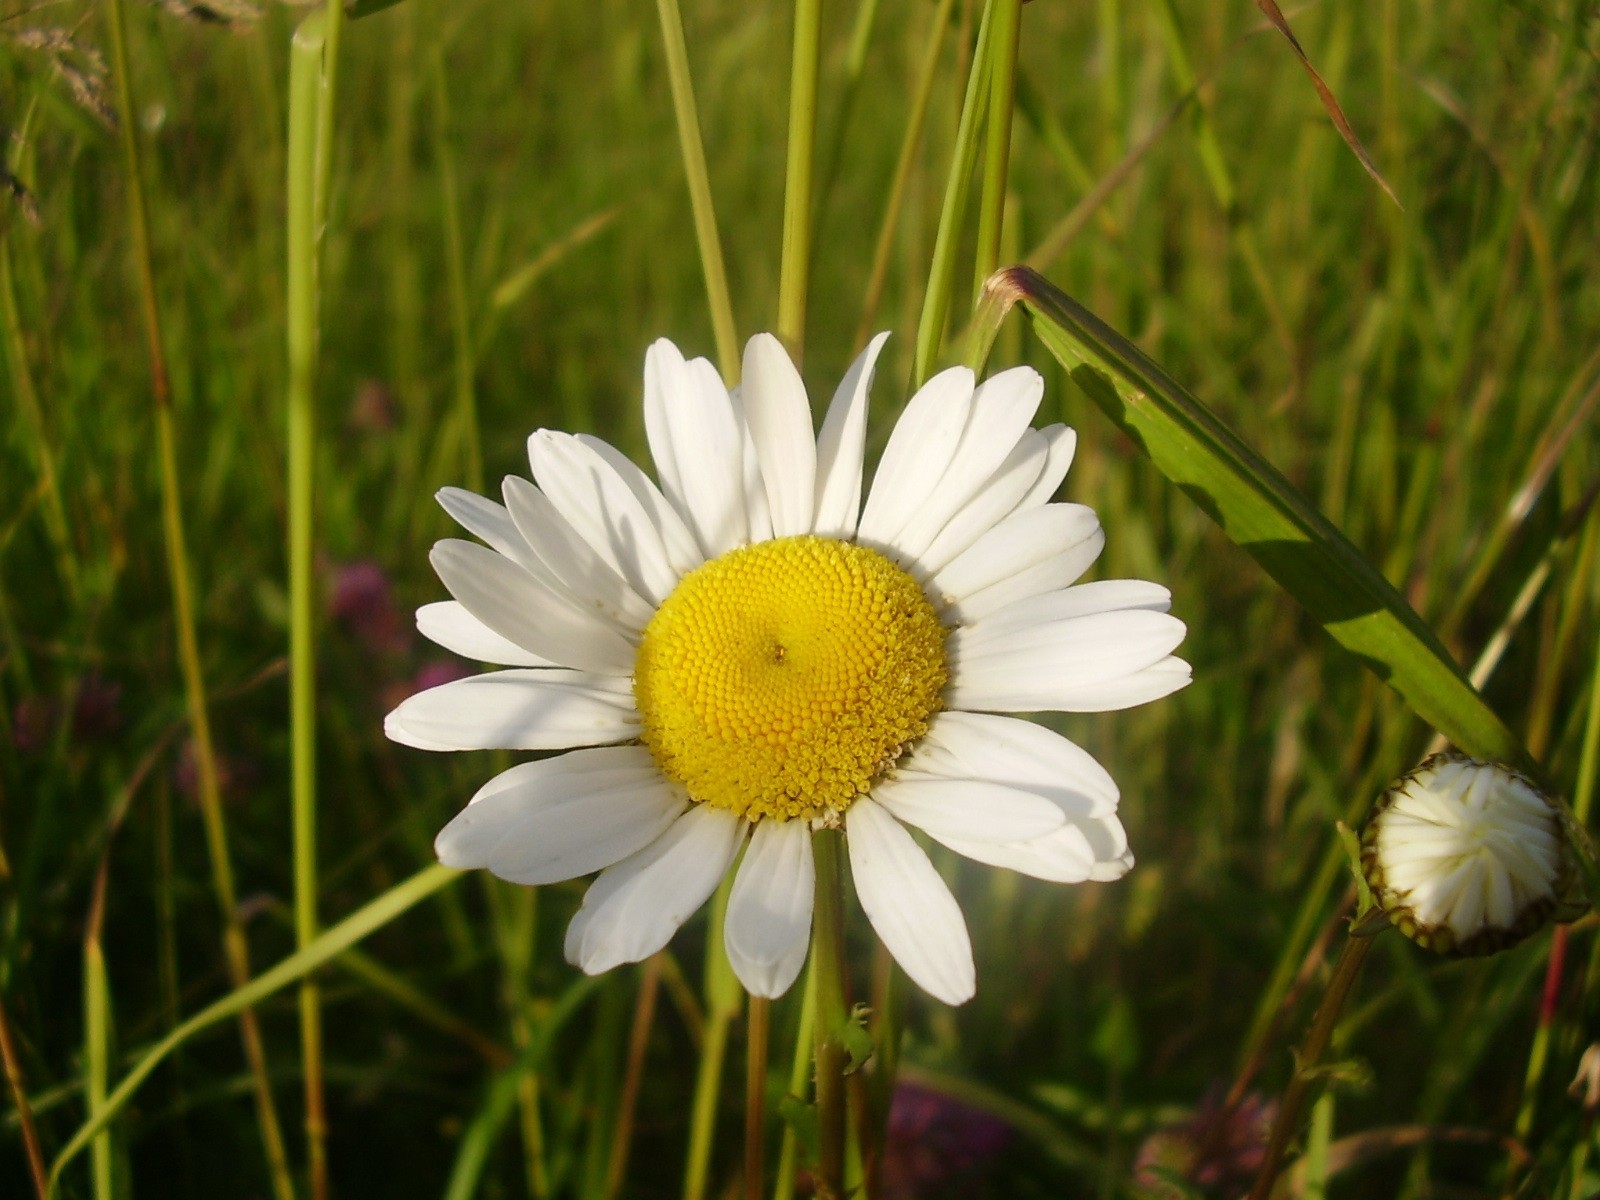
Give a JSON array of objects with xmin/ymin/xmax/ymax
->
[
  {"xmin": 684, "ymin": 879, "xmax": 740, "ymax": 1200},
  {"xmin": 287, "ymin": 12, "xmax": 333, "ymax": 1197},
  {"xmin": 654, "ymin": 0, "xmax": 740, "ymax": 381},
  {"xmin": 432, "ymin": 54, "xmax": 482, "ymax": 492},
  {"xmin": 810, "ymin": 831, "xmax": 850, "ymax": 1200},
  {"xmin": 777, "ymin": 0, "xmax": 824, "ymax": 359},
  {"xmin": 104, "ymin": 3, "xmax": 296, "ymax": 1198},
  {"xmin": 771, "ymin": 958, "xmax": 816, "ymax": 1200},
  {"xmin": 1247, "ymin": 932, "xmax": 1376, "ymax": 1200},
  {"xmin": 912, "ymin": 1, "xmax": 994, "ymax": 387},
  {"xmin": 973, "ymin": 0, "xmax": 1020, "ymax": 291},
  {"xmin": 853, "ymin": 0, "xmax": 956, "ymax": 350}
]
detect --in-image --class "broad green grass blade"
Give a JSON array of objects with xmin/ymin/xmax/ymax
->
[
  {"xmin": 47, "ymin": 864, "xmax": 462, "ymax": 1196},
  {"xmin": 988, "ymin": 266, "xmax": 1531, "ymax": 773}
]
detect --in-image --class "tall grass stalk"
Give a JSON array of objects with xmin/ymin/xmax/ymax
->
[
  {"xmin": 101, "ymin": 3, "xmax": 297, "ymax": 1197},
  {"xmin": 683, "ymin": 880, "xmax": 739, "ymax": 1200},
  {"xmin": 654, "ymin": 0, "xmax": 740, "ymax": 380},
  {"xmin": 286, "ymin": 12, "xmax": 336, "ymax": 1196},
  {"xmin": 808, "ymin": 831, "xmax": 851, "ymax": 1200},
  {"xmin": 972, "ymin": 0, "xmax": 1019, "ymax": 290},
  {"xmin": 776, "ymin": 0, "xmax": 823, "ymax": 357},
  {"xmin": 771, "ymin": 959, "xmax": 816, "ymax": 1200}
]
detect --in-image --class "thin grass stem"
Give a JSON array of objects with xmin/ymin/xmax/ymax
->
[
  {"xmin": 972, "ymin": 0, "xmax": 1019, "ymax": 291},
  {"xmin": 810, "ymin": 831, "xmax": 850, "ymax": 1200},
  {"xmin": 684, "ymin": 878, "xmax": 739, "ymax": 1200},
  {"xmin": 104, "ymin": 3, "xmax": 296, "ymax": 1197},
  {"xmin": 771, "ymin": 957, "xmax": 816, "ymax": 1200},
  {"xmin": 604, "ymin": 956, "xmax": 663, "ymax": 1200},
  {"xmin": 432, "ymin": 53, "xmax": 482, "ymax": 492},
  {"xmin": 777, "ymin": 0, "xmax": 824, "ymax": 359},
  {"xmin": 654, "ymin": 0, "xmax": 740, "ymax": 381},
  {"xmin": 0, "ymin": 985, "xmax": 48, "ymax": 1199},
  {"xmin": 854, "ymin": 0, "xmax": 956, "ymax": 351},
  {"xmin": 912, "ymin": 1, "xmax": 993, "ymax": 387}
]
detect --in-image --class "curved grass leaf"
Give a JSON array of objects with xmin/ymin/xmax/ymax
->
[{"xmin": 48, "ymin": 864, "xmax": 462, "ymax": 1196}]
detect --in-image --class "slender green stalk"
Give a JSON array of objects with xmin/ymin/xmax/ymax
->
[
  {"xmin": 810, "ymin": 831, "xmax": 850, "ymax": 1200},
  {"xmin": 912, "ymin": 1, "xmax": 994, "ymax": 386},
  {"xmin": 854, "ymin": 0, "xmax": 957, "ymax": 350},
  {"xmin": 1247, "ymin": 932, "xmax": 1376, "ymax": 1200},
  {"xmin": 48, "ymin": 865, "xmax": 463, "ymax": 1194},
  {"xmin": 771, "ymin": 960, "xmax": 816, "ymax": 1200},
  {"xmin": 684, "ymin": 879, "xmax": 740, "ymax": 1200},
  {"xmin": 432, "ymin": 54, "xmax": 482, "ymax": 492},
  {"xmin": 104, "ymin": 3, "xmax": 295, "ymax": 1197},
  {"xmin": 83, "ymin": 878, "xmax": 113, "ymax": 1200},
  {"xmin": 496, "ymin": 885, "xmax": 550, "ymax": 1199},
  {"xmin": 287, "ymin": 13, "xmax": 333, "ymax": 1196},
  {"xmin": 777, "ymin": 0, "xmax": 824, "ymax": 358},
  {"xmin": 0, "ymin": 236, "xmax": 78, "ymax": 602},
  {"xmin": 744, "ymin": 996, "xmax": 770, "ymax": 1200},
  {"xmin": 654, "ymin": 0, "xmax": 740, "ymax": 381},
  {"xmin": 972, "ymin": 0, "xmax": 1020, "ymax": 291}
]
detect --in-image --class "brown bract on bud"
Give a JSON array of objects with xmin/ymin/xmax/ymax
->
[{"xmin": 1361, "ymin": 753, "xmax": 1583, "ymax": 956}]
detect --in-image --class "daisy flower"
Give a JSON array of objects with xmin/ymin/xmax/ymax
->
[{"xmin": 385, "ymin": 333, "xmax": 1189, "ymax": 1004}]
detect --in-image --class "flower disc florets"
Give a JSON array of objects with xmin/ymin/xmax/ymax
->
[
  {"xmin": 634, "ymin": 535, "xmax": 948, "ymax": 822},
  {"xmin": 1361, "ymin": 752, "xmax": 1574, "ymax": 956}
]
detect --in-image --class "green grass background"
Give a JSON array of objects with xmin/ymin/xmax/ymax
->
[{"xmin": 2, "ymin": 0, "xmax": 1598, "ymax": 1196}]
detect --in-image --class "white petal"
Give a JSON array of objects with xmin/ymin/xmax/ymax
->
[
  {"xmin": 958, "ymin": 581, "xmax": 1172, "ymax": 647},
  {"xmin": 917, "ymin": 430, "xmax": 1049, "ymax": 575},
  {"xmin": 384, "ymin": 669, "xmax": 638, "ymax": 750},
  {"xmin": 502, "ymin": 476, "xmax": 658, "ymax": 632},
  {"xmin": 727, "ymin": 387, "xmax": 775, "ymax": 544},
  {"xmin": 1011, "ymin": 424, "xmax": 1077, "ymax": 512},
  {"xmin": 643, "ymin": 341, "xmax": 749, "ymax": 557},
  {"xmin": 527, "ymin": 431, "xmax": 682, "ymax": 605},
  {"xmin": 912, "ymin": 711, "xmax": 1119, "ymax": 817},
  {"xmin": 930, "ymin": 504, "xmax": 1103, "ymax": 622},
  {"xmin": 857, "ymin": 366, "xmax": 975, "ymax": 547},
  {"xmin": 724, "ymin": 819, "xmax": 814, "ymax": 998},
  {"xmin": 871, "ymin": 777, "xmax": 1066, "ymax": 843},
  {"xmin": 566, "ymin": 805, "xmax": 744, "ymax": 974},
  {"xmin": 438, "ymin": 487, "xmax": 541, "ymax": 570},
  {"xmin": 887, "ymin": 367, "xmax": 1044, "ymax": 563},
  {"xmin": 741, "ymin": 334, "xmax": 816, "ymax": 538},
  {"xmin": 846, "ymin": 799, "xmax": 974, "ymax": 1006},
  {"xmin": 934, "ymin": 826, "xmax": 1099, "ymax": 883},
  {"xmin": 949, "ymin": 609, "xmax": 1188, "ymax": 701},
  {"xmin": 577, "ymin": 434, "xmax": 703, "ymax": 575},
  {"xmin": 812, "ymin": 332, "xmax": 888, "ymax": 538},
  {"xmin": 936, "ymin": 820, "xmax": 1133, "ymax": 884},
  {"xmin": 416, "ymin": 601, "xmax": 555, "ymax": 667},
  {"xmin": 951, "ymin": 656, "xmax": 1193, "ymax": 713},
  {"xmin": 434, "ymin": 747, "xmax": 687, "ymax": 884},
  {"xmin": 431, "ymin": 539, "xmax": 637, "ymax": 673}
]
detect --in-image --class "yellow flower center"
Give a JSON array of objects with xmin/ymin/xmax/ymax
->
[{"xmin": 634, "ymin": 535, "xmax": 948, "ymax": 822}]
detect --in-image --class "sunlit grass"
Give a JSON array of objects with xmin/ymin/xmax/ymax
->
[{"xmin": 2, "ymin": 1, "xmax": 1598, "ymax": 1197}]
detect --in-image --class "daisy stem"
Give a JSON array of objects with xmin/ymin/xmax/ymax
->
[
  {"xmin": 289, "ymin": 7, "xmax": 342, "ymax": 1194},
  {"xmin": 912, "ymin": 0, "xmax": 994, "ymax": 387},
  {"xmin": 1246, "ymin": 929, "xmax": 1377, "ymax": 1200},
  {"xmin": 654, "ymin": 0, "xmax": 741, "ymax": 381},
  {"xmin": 104, "ymin": 2, "xmax": 296, "ymax": 1198},
  {"xmin": 744, "ymin": 996, "xmax": 770, "ymax": 1200},
  {"xmin": 776, "ymin": 0, "xmax": 823, "ymax": 359},
  {"xmin": 810, "ymin": 830, "xmax": 850, "ymax": 1200},
  {"xmin": 972, "ymin": 0, "xmax": 1020, "ymax": 292}
]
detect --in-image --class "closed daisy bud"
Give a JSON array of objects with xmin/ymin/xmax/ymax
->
[{"xmin": 1361, "ymin": 753, "xmax": 1578, "ymax": 956}]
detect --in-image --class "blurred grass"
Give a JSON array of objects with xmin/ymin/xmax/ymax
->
[{"xmin": 2, "ymin": 1, "xmax": 1598, "ymax": 1197}]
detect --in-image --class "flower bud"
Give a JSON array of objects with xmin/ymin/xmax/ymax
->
[{"xmin": 1361, "ymin": 753, "xmax": 1577, "ymax": 956}]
